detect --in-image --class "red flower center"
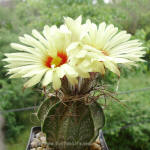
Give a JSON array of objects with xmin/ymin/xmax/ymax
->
[{"xmin": 45, "ymin": 51, "xmax": 68, "ymax": 68}]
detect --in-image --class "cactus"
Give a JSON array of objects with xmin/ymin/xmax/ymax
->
[{"xmin": 37, "ymin": 96, "xmax": 105, "ymax": 150}]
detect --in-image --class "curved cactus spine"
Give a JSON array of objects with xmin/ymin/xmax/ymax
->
[{"xmin": 40, "ymin": 99, "xmax": 105, "ymax": 150}]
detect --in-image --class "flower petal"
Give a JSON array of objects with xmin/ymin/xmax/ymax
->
[
  {"xmin": 24, "ymin": 70, "xmax": 46, "ymax": 88},
  {"xmin": 52, "ymin": 71, "xmax": 61, "ymax": 90},
  {"xmin": 104, "ymin": 61, "xmax": 120, "ymax": 76},
  {"xmin": 42, "ymin": 70, "xmax": 53, "ymax": 86}
]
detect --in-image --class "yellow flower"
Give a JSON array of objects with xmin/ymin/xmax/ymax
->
[
  {"xmin": 65, "ymin": 16, "xmax": 145, "ymax": 76},
  {"xmin": 64, "ymin": 16, "xmax": 87, "ymax": 42},
  {"xmin": 4, "ymin": 25, "xmax": 78, "ymax": 90},
  {"xmin": 82, "ymin": 20, "xmax": 145, "ymax": 76},
  {"xmin": 65, "ymin": 16, "xmax": 107, "ymax": 76},
  {"xmin": 67, "ymin": 42, "xmax": 106, "ymax": 77}
]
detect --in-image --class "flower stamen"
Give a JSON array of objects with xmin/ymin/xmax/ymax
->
[{"xmin": 45, "ymin": 51, "xmax": 68, "ymax": 68}]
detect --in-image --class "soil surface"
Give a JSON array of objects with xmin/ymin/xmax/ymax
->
[
  {"xmin": 0, "ymin": 115, "xmax": 5, "ymax": 150},
  {"xmin": 30, "ymin": 130, "xmax": 102, "ymax": 150}
]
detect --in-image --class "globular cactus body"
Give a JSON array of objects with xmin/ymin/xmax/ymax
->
[{"xmin": 37, "ymin": 97, "xmax": 105, "ymax": 150}]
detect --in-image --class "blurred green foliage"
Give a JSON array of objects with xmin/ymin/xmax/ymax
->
[
  {"xmin": 103, "ymin": 72, "xmax": 150, "ymax": 150},
  {"xmin": 111, "ymin": 0, "xmax": 150, "ymax": 34},
  {"xmin": 0, "ymin": 0, "xmax": 150, "ymax": 149}
]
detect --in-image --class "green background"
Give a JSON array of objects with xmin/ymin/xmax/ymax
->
[{"xmin": 0, "ymin": 0, "xmax": 150, "ymax": 150}]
